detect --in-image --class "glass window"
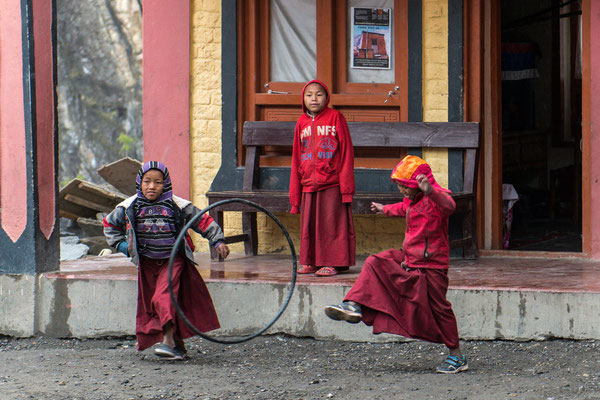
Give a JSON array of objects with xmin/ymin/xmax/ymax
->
[
  {"xmin": 347, "ymin": 0, "xmax": 395, "ymax": 83},
  {"xmin": 270, "ymin": 0, "xmax": 316, "ymax": 82}
]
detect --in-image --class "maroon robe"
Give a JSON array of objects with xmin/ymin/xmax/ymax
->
[
  {"xmin": 344, "ymin": 248, "xmax": 460, "ymax": 349},
  {"xmin": 136, "ymin": 255, "xmax": 220, "ymax": 351},
  {"xmin": 300, "ymin": 186, "xmax": 355, "ymax": 267}
]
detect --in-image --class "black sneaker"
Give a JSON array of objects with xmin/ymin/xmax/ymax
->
[
  {"xmin": 324, "ymin": 302, "xmax": 362, "ymax": 324},
  {"xmin": 436, "ymin": 355, "xmax": 468, "ymax": 374}
]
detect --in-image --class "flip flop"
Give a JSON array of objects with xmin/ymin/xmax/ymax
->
[
  {"xmin": 297, "ymin": 265, "xmax": 319, "ymax": 274},
  {"xmin": 315, "ymin": 267, "xmax": 338, "ymax": 276},
  {"xmin": 174, "ymin": 339, "xmax": 187, "ymax": 355}
]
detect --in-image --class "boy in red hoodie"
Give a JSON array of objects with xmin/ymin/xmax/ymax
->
[
  {"xmin": 289, "ymin": 80, "xmax": 355, "ymax": 276},
  {"xmin": 324, "ymin": 155, "xmax": 468, "ymax": 373}
]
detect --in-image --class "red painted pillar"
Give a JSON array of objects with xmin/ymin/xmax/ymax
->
[
  {"xmin": 143, "ymin": 0, "xmax": 190, "ymax": 198},
  {"xmin": 589, "ymin": 2, "xmax": 600, "ymax": 258},
  {"xmin": 0, "ymin": 0, "xmax": 58, "ymax": 274}
]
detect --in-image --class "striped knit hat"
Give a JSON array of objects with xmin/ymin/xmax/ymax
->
[{"xmin": 136, "ymin": 161, "xmax": 173, "ymax": 202}]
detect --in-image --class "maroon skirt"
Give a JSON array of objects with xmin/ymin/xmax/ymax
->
[
  {"xmin": 300, "ymin": 186, "xmax": 355, "ymax": 267},
  {"xmin": 344, "ymin": 249, "xmax": 460, "ymax": 349},
  {"xmin": 136, "ymin": 255, "xmax": 220, "ymax": 351}
]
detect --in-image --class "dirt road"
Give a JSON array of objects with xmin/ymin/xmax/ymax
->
[{"xmin": 1, "ymin": 335, "xmax": 599, "ymax": 400}]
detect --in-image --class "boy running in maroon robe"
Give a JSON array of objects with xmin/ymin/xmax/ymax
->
[
  {"xmin": 324, "ymin": 155, "xmax": 468, "ymax": 373},
  {"xmin": 290, "ymin": 80, "xmax": 355, "ymax": 276},
  {"xmin": 103, "ymin": 161, "xmax": 230, "ymax": 360}
]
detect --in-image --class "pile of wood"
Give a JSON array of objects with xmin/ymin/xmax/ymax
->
[{"xmin": 59, "ymin": 157, "xmax": 141, "ymax": 256}]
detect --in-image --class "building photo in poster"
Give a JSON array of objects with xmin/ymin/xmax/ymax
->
[{"xmin": 352, "ymin": 7, "xmax": 392, "ymax": 69}]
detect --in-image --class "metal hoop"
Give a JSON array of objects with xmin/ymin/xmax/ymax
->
[{"xmin": 168, "ymin": 198, "xmax": 297, "ymax": 344}]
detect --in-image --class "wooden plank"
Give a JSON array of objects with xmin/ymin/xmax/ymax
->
[
  {"xmin": 97, "ymin": 157, "xmax": 142, "ymax": 195},
  {"xmin": 243, "ymin": 121, "xmax": 479, "ymax": 148},
  {"xmin": 59, "ymin": 210, "xmax": 80, "ymax": 220},
  {"xmin": 463, "ymin": 148, "xmax": 477, "ymax": 193},
  {"xmin": 317, "ymin": 0, "xmax": 334, "ymax": 88},
  {"xmin": 347, "ymin": 122, "xmax": 480, "ymax": 147},
  {"xmin": 331, "ymin": 94, "xmax": 401, "ymax": 106},
  {"xmin": 242, "ymin": 212, "xmax": 258, "ymax": 255},
  {"xmin": 76, "ymin": 181, "xmax": 128, "ymax": 202},
  {"xmin": 65, "ymin": 194, "xmax": 114, "ymax": 213},
  {"xmin": 59, "ymin": 178, "xmax": 127, "ymax": 220},
  {"xmin": 254, "ymin": 94, "xmax": 298, "ymax": 105},
  {"xmin": 223, "ymin": 234, "xmax": 248, "ymax": 244},
  {"xmin": 243, "ymin": 146, "xmax": 260, "ymax": 191}
]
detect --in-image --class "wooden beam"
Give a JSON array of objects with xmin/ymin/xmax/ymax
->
[{"xmin": 64, "ymin": 194, "xmax": 114, "ymax": 213}]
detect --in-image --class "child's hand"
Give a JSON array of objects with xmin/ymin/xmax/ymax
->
[
  {"xmin": 371, "ymin": 202, "xmax": 384, "ymax": 214},
  {"xmin": 216, "ymin": 242, "xmax": 230, "ymax": 259},
  {"xmin": 416, "ymin": 174, "xmax": 433, "ymax": 195},
  {"xmin": 116, "ymin": 241, "xmax": 129, "ymax": 257}
]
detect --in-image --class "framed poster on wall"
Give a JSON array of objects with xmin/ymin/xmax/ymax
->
[{"xmin": 351, "ymin": 7, "xmax": 392, "ymax": 69}]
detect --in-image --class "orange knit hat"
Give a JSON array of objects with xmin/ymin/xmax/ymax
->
[{"xmin": 391, "ymin": 155, "xmax": 450, "ymax": 193}]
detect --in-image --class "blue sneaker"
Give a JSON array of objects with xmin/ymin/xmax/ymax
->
[{"xmin": 436, "ymin": 355, "xmax": 468, "ymax": 374}]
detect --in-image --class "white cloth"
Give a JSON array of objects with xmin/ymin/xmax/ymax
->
[{"xmin": 502, "ymin": 183, "xmax": 519, "ymax": 214}]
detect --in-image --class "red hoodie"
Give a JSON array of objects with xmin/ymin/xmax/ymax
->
[
  {"xmin": 289, "ymin": 80, "xmax": 355, "ymax": 214},
  {"xmin": 383, "ymin": 189, "xmax": 455, "ymax": 269},
  {"xmin": 383, "ymin": 156, "xmax": 456, "ymax": 269}
]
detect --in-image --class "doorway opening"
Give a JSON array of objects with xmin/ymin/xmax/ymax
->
[{"xmin": 500, "ymin": 0, "xmax": 582, "ymax": 252}]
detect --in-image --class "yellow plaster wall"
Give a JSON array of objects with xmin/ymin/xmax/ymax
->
[
  {"xmin": 422, "ymin": 0, "xmax": 449, "ymax": 189},
  {"xmin": 189, "ymin": 0, "xmax": 223, "ymax": 252},
  {"xmin": 257, "ymin": 211, "xmax": 407, "ymax": 257}
]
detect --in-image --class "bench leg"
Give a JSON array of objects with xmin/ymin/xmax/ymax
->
[
  {"xmin": 462, "ymin": 206, "xmax": 478, "ymax": 259},
  {"xmin": 242, "ymin": 212, "xmax": 258, "ymax": 256},
  {"xmin": 210, "ymin": 209, "xmax": 225, "ymax": 261}
]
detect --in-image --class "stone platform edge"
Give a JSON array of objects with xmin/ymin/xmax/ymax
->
[{"xmin": 1, "ymin": 274, "xmax": 599, "ymax": 340}]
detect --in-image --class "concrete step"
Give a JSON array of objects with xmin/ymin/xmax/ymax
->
[{"xmin": 2, "ymin": 253, "xmax": 600, "ymax": 340}]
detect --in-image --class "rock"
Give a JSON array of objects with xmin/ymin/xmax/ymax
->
[
  {"xmin": 60, "ymin": 236, "xmax": 89, "ymax": 260},
  {"xmin": 76, "ymin": 217, "xmax": 105, "ymax": 237},
  {"xmin": 79, "ymin": 236, "xmax": 110, "ymax": 256}
]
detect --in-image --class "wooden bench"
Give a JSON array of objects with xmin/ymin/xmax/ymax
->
[{"xmin": 207, "ymin": 121, "xmax": 480, "ymax": 260}]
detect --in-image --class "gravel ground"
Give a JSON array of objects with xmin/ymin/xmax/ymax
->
[{"xmin": 1, "ymin": 335, "xmax": 599, "ymax": 400}]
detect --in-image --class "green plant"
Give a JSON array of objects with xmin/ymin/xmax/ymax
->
[{"xmin": 117, "ymin": 133, "xmax": 135, "ymax": 156}]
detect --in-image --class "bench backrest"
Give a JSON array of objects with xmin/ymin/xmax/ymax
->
[
  {"xmin": 242, "ymin": 121, "xmax": 480, "ymax": 192},
  {"xmin": 243, "ymin": 121, "xmax": 479, "ymax": 148}
]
